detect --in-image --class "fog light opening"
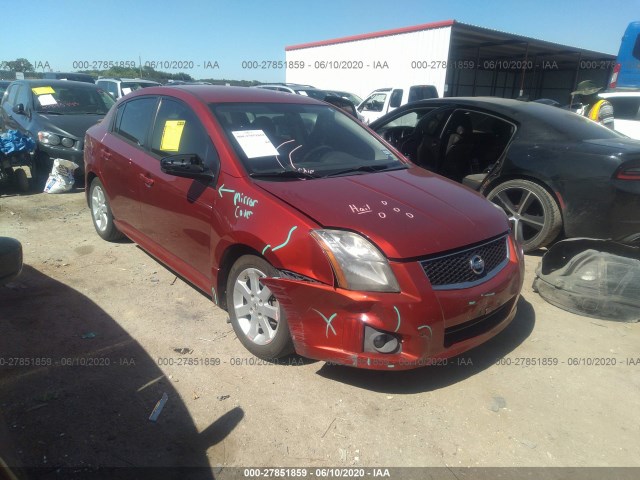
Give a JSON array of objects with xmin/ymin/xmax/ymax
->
[{"xmin": 364, "ymin": 326, "xmax": 400, "ymax": 354}]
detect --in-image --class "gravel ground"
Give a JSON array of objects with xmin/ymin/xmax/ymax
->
[{"xmin": 1, "ymin": 189, "xmax": 639, "ymax": 478}]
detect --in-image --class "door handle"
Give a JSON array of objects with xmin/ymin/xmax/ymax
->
[
  {"xmin": 139, "ymin": 173, "xmax": 154, "ymax": 187},
  {"xmin": 102, "ymin": 150, "xmax": 112, "ymax": 160}
]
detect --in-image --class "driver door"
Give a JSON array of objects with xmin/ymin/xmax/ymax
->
[{"xmin": 136, "ymin": 97, "xmax": 220, "ymax": 289}]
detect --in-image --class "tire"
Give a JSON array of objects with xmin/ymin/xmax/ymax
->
[
  {"xmin": 33, "ymin": 151, "xmax": 52, "ymax": 190},
  {"xmin": 14, "ymin": 168, "xmax": 29, "ymax": 192},
  {"xmin": 89, "ymin": 178, "xmax": 124, "ymax": 241},
  {"xmin": 0, "ymin": 237, "xmax": 23, "ymax": 285},
  {"xmin": 226, "ymin": 255, "xmax": 294, "ymax": 359},
  {"xmin": 486, "ymin": 179, "xmax": 562, "ymax": 252}
]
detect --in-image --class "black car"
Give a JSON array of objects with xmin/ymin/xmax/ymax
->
[
  {"xmin": 370, "ymin": 97, "xmax": 640, "ymax": 252},
  {"xmin": 0, "ymin": 80, "xmax": 11, "ymax": 98},
  {"xmin": 0, "ymin": 79, "xmax": 115, "ymax": 184}
]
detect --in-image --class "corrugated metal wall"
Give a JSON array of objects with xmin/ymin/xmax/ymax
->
[{"xmin": 286, "ymin": 26, "xmax": 452, "ymax": 99}]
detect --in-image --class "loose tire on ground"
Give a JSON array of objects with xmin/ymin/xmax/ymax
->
[
  {"xmin": 0, "ymin": 237, "xmax": 23, "ymax": 284},
  {"xmin": 226, "ymin": 255, "xmax": 294, "ymax": 359},
  {"xmin": 486, "ymin": 179, "xmax": 562, "ymax": 252}
]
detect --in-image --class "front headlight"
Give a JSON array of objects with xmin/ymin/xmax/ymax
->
[
  {"xmin": 38, "ymin": 131, "xmax": 75, "ymax": 148},
  {"xmin": 310, "ymin": 229, "xmax": 400, "ymax": 292}
]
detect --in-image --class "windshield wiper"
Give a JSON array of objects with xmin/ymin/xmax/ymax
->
[
  {"xmin": 37, "ymin": 110, "xmax": 64, "ymax": 115},
  {"xmin": 323, "ymin": 163, "xmax": 408, "ymax": 178},
  {"xmin": 249, "ymin": 170, "xmax": 318, "ymax": 180}
]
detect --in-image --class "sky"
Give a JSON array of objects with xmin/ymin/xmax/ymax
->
[{"xmin": 1, "ymin": 0, "xmax": 639, "ymax": 82}]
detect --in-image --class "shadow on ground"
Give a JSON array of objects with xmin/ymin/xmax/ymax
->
[
  {"xmin": 316, "ymin": 296, "xmax": 536, "ymax": 393},
  {"xmin": 0, "ymin": 265, "xmax": 243, "ymax": 479}
]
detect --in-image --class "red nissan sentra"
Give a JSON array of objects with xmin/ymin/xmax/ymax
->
[{"xmin": 84, "ymin": 86, "xmax": 524, "ymax": 370}]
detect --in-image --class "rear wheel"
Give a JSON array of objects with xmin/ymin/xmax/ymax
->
[
  {"xmin": 486, "ymin": 179, "xmax": 562, "ymax": 252},
  {"xmin": 89, "ymin": 178, "xmax": 124, "ymax": 241},
  {"xmin": 14, "ymin": 168, "xmax": 29, "ymax": 192},
  {"xmin": 227, "ymin": 255, "xmax": 294, "ymax": 359}
]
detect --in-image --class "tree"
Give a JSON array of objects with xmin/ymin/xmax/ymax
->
[{"xmin": 2, "ymin": 58, "xmax": 34, "ymax": 72}]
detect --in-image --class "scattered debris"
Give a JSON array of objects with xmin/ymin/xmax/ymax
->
[
  {"xmin": 173, "ymin": 348, "xmax": 193, "ymax": 355},
  {"xmin": 193, "ymin": 391, "xmax": 200, "ymax": 400},
  {"xmin": 533, "ymin": 238, "xmax": 640, "ymax": 322},
  {"xmin": 322, "ymin": 417, "xmax": 337, "ymax": 438},
  {"xmin": 338, "ymin": 448, "xmax": 347, "ymax": 462},
  {"xmin": 198, "ymin": 330, "xmax": 233, "ymax": 343},
  {"xmin": 170, "ymin": 276, "xmax": 178, "ymax": 286},
  {"xmin": 81, "ymin": 332, "xmax": 97, "ymax": 339},
  {"xmin": 217, "ymin": 395, "xmax": 230, "ymax": 401},
  {"xmin": 490, "ymin": 396, "xmax": 507, "ymax": 412},
  {"xmin": 148, "ymin": 392, "xmax": 168, "ymax": 422},
  {"xmin": 518, "ymin": 439, "xmax": 538, "ymax": 449}
]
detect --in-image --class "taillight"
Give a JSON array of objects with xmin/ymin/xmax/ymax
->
[
  {"xmin": 616, "ymin": 167, "xmax": 640, "ymax": 180},
  {"xmin": 609, "ymin": 63, "xmax": 621, "ymax": 89}
]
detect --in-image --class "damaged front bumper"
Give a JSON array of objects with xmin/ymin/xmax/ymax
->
[{"xmin": 263, "ymin": 236, "xmax": 524, "ymax": 370}]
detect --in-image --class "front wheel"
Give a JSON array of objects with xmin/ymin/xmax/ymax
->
[
  {"xmin": 226, "ymin": 255, "xmax": 293, "ymax": 359},
  {"xmin": 89, "ymin": 178, "xmax": 124, "ymax": 241},
  {"xmin": 486, "ymin": 179, "xmax": 562, "ymax": 252}
]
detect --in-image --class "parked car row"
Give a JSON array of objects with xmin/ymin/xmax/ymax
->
[
  {"xmin": 2, "ymin": 73, "xmax": 639, "ymax": 367},
  {"xmin": 0, "ymin": 79, "xmax": 115, "ymax": 185}
]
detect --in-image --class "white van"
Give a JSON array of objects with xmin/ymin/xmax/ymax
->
[
  {"xmin": 598, "ymin": 91, "xmax": 640, "ymax": 139},
  {"xmin": 357, "ymin": 85, "xmax": 438, "ymax": 124}
]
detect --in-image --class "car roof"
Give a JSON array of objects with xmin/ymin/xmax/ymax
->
[
  {"xmin": 9, "ymin": 79, "xmax": 103, "ymax": 89},
  {"xmin": 128, "ymin": 85, "xmax": 327, "ymax": 105},
  {"xmin": 391, "ymin": 96, "xmax": 575, "ymax": 121},
  {"xmin": 98, "ymin": 78, "xmax": 160, "ymax": 83}
]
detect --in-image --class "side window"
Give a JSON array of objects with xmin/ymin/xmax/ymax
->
[
  {"xmin": 362, "ymin": 93, "xmax": 387, "ymax": 112},
  {"xmin": 6, "ymin": 85, "xmax": 19, "ymax": 106},
  {"xmin": 16, "ymin": 85, "xmax": 31, "ymax": 109},
  {"xmin": 633, "ymin": 33, "xmax": 640, "ymax": 61},
  {"xmin": 113, "ymin": 97, "xmax": 157, "ymax": 147},
  {"xmin": 389, "ymin": 89, "xmax": 403, "ymax": 108},
  {"xmin": 150, "ymin": 98, "xmax": 220, "ymax": 172},
  {"xmin": 99, "ymin": 81, "xmax": 118, "ymax": 98}
]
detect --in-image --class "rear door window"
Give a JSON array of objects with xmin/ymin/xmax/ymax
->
[
  {"xmin": 113, "ymin": 97, "xmax": 158, "ymax": 147},
  {"xmin": 408, "ymin": 85, "xmax": 438, "ymax": 102}
]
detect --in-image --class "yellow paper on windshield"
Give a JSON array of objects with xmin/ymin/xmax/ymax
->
[
  {"xmin": 32, "ymin": 86, "xmax": 55, "ymax": 95},
  {"xmin": 160, "ymin": 120, "xmax": 186, "ymax": 151}
]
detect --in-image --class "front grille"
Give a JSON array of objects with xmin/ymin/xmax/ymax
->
[
  {"xmin": 420, "ymin": 235, "xmax": 509, "ymax": 289},
  {"xmin": 444, "ymin": 296, "xmax": 517, "ymax": 347}
]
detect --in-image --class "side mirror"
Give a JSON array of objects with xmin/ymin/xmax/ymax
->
[
  {"xmin": 12, "ymin": 103, "xmax": 25, "ymax": 115},
  {"xmin": 160, "ymin": 154, "xmax": 213, "ymax": 179}
]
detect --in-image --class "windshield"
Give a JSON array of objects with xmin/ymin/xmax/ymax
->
[
  {"xmin": 211, "ymin": 102, "xmax": 404, "ymax": 179},
  {"xmin": 121, "ymin": 82, "xmax": 159, "ymax": 95},
  {"xmin": 33, "ymin": 85, "xmax": 115, "ymax": 114},
  {"xmin": 294, "ymin": 89, "xmax": 329, "ymax": 101},
  {"xmin": 522, "ymin": 102, "xmax": 625, "ymax": 140}
]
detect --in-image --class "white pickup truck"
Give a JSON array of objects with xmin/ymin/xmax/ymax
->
[{"xmin": 357, "ymin": 85, "xmax": 438, "ymax": 124}]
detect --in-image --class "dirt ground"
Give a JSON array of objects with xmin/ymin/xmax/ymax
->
[{"xmin": 1, "ymin": 188, "xmax": 639, "ymax": 478}]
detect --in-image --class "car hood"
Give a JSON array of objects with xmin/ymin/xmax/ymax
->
[
  {"xmin": 35, "ymin": 113, "xmax": 105, "ymax": 140},
  {"xmin": 256, "ymin": 167, "xmax": 510, "ymax": 259}
]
